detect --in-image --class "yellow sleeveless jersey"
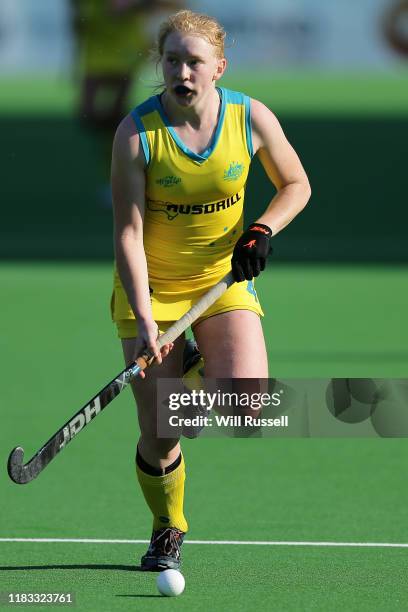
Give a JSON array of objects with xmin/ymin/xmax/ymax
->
[
  {"xmin": 132, "ymin": 87, "xmax": 253, "ymax": 287},
  {"xmin": 112, "ymin": 87, "xmax": 263, "ymax": 324}
]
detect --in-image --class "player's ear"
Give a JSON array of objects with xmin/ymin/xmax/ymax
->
[{"xmin": 213, "ymin": 57, "xmax": 227, "ymax": 81}]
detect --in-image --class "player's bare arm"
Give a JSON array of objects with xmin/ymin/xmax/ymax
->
[
  {"xmin": 111, "ymin": 116, "xmax": 173, "ymax": 366},
  {"xmin": 251, "ymin": 98, "xmax": 311, "ymax": 235}
]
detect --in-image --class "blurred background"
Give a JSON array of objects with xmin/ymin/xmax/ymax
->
[{"xmin": 0, "ymin": 0, "xmax": 407, "ymax": 260}]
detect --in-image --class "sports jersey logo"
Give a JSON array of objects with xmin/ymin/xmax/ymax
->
[
  {"xmin": 251, "ymin": 225, "xmax": 270, "ymax": 235},
  {"xmin": 223, "ymin": 161, "xmax": 245, "ymax": 181},
  {"xmin": 147, "ymin": 200, "xmax": 179, "ymax": 220},
  {"xmin": 155, "ymin": 175, "xmax": 182, "ymax": 188},
  {"xmin": 147, "ymin": 193, "xmax": 242, "ymax": 220}
]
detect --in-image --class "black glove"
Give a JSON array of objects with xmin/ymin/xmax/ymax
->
[{"xmin": 231, "ymin": 223, "xmax": 273, "ymax": 282}]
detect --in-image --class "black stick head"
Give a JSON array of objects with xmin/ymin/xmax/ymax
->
[{"xmin": 7, "ymin": 447, "xmax": 28, "ymax": 484}]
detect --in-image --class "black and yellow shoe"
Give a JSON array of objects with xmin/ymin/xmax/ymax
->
[{"xmin": 140, "ymin": 527, "xmax": 186, "ymax": 571}]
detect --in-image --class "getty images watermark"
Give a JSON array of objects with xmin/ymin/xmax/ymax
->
[
  {"xmin": 167, "ymin": 388, "xmax": 286, "ymax": 429},
  {"xmin": 156, "ymin": 378, "xmax": 408, "ymax": 438},
  {"xmin": 156, "ymin": 378, "xmax": 291, "ymax": 438}
]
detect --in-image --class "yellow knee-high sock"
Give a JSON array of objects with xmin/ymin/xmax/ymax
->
[{"xmin": 136, "ymin": 454, "xmax": 188, "ymax": 533}]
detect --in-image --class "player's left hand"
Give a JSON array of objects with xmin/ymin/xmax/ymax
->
[{"xmin": 231, "ymin": 223, "xmax": 273, "ymax": 282}]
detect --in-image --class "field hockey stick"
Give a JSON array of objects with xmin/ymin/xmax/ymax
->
[{"xmin": 7, "ymin": 271, "xmax": 235, "ymax": 484}]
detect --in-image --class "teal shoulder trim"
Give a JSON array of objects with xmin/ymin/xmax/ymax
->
[
  {"xmin": 220, "ymin": 88, "xmax": 245, "ymax": 105},
  {"xmin": 135, "ymin": 96, "xmax": 157, "ymax": 117},
  {"xmin": 219, "ymin": 88, "xmax": 253, "ymax": 158},
  {"xmin": 244, "ymin": 95, "xmax": 254, "ymax": 158},
  {"xmin": 130, "ymin": 97, "xmax": 157, "ymax": 165}
]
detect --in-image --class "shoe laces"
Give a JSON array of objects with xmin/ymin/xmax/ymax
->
[{"xmin": 148, "ymin": 528, "xmax": 185, "ymax": 558}]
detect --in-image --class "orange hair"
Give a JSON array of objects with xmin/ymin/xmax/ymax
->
[{"xmin": 153, "ymin": 10, "xmax": 226, "ymax": 60}]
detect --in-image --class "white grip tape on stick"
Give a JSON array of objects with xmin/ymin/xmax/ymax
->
[{"xmin": 156, "ymin": 271, "xmax": 235, "ymax": 349}]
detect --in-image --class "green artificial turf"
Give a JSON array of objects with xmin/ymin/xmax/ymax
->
[{"xmin": 1, "ymin": 263, "xmax": 408, "ymax": 610}]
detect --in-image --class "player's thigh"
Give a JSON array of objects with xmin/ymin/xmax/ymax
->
[
  {"xmin": 193, "ymin": 310, "xmax": 268, "ymax": 378},
  {"xmin": 121, "ymin": 333, "xmax": 185, "ymax": 440}
]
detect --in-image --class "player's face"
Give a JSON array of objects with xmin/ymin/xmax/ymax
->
[{"xmin": 161, "ymin": 32, "xmax": 226, "ymax": 106}]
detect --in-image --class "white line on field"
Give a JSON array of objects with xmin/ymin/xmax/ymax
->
[{"xmin": 0, "ymin": 538, "xmax": 408, "ymax": 548}]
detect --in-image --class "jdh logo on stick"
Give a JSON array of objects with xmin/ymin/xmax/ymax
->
[{"xmin": 59, "ymin": 398, "xmax": 101, "ymax": 449}]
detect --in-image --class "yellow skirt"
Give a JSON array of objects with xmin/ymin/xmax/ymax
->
[{"xmin": 111, "ymin": 271, "xmax": 264, "ymax": 339}]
